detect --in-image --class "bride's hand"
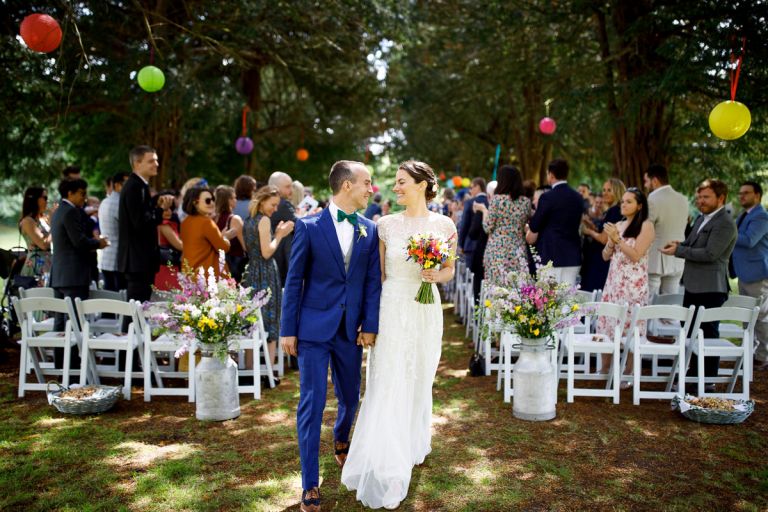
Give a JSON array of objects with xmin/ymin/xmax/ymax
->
[{"xmin": 421, "ymin": 268, "xmax": 439, "ymax": 284}]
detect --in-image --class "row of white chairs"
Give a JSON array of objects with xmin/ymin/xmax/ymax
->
[
  {"xmin": 14, "ymin": 289, "xmax": 275, "ymax": 401},
  {"xmin": 450, "ymin": 270, "xmax": 759, "ymax": 405}
]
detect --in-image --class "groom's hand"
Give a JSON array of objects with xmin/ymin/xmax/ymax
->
[
  {"xmin": 280, "ymin": 336, "xmax": 298, "ymax": 356},
  {"xmin": 357, "ymin": 332, "xmax": 376, "ymax": 347}
]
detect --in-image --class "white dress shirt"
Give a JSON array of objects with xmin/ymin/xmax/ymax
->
[
  {"xmin": 697, "ymin": 206, "xmax": 725, "ymax": 234},
  {"xmin": 328, "ymin": 200, "xmax": 355, "ymax": 257}
]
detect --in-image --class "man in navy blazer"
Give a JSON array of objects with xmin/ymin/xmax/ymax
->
[
  {"xmin": 457, "ymin": 177, "xmax": 488, "ymax": 276},
  {"xmin": 526, "ymin": 159, "xmax": 584, "ymax": 285},
  {"xmin": 280, "ymin": 161, "xmax": 381, "ymax": 511},
  {"xmin": 731, "ymin": 180, "xmax": 768, "ymax": 369}
]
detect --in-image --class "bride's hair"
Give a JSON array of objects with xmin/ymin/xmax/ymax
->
[{"xmin": 398, "ymin": 160, "xmax": 438, "ymax": 202}]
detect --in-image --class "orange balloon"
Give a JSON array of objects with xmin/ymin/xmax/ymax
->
[
  {"xmin": 452, "ymin": 176, "xmax": 463, "ymax": 187},
  {"xmin": 296, "ymin": 148, "xmax": 309, "ymax": 161}
]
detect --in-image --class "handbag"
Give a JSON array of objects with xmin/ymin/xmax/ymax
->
[
  {"xmin": 468, "ymin": 348, "xmax": 486, "ymax": 377},
  {"xmin": 159, "ymin": 246, "xmax": 182, "ymax": 267},
  {"xmin": 12, "ymin": 275, "xmax": 38, "ymax": 291}
]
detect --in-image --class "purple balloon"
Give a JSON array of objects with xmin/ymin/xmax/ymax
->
[{"xmin": 235, "ymin": 136, "xmax": 254, "ymax": 155}]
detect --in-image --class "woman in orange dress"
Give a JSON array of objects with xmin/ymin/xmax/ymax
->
[{"xmin": 179, "ymin": 187, "xmax": 234, "ymax": 277}]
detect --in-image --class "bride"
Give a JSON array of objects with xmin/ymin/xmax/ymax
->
[{"xmin": 341, "ymin": 160, "xmax": 456, "ymax": 509}]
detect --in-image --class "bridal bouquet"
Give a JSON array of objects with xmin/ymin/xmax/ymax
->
[
  {"xmin": 484, "ymin": 262, "xmax": 584, "ymax": 341},
  {"xmin": 406, "ymin": 233, "xmax": 456, "ymax": 304},
  {"xmin": 149, "ymin": 265, "xmax": 271, "ymax": 361}
]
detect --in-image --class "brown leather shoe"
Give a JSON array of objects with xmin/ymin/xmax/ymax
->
[
  {"xmin": 300, "ymin": 487, "xmax": 321, "ymax": 512},
  {"xmin": 334, "ymin": 440, "xmax": 350, "ymax": 468}
]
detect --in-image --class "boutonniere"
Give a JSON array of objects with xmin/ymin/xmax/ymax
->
[{"xmin": 357, "ymin": 224, "xmax": 368, "ymax": 242}]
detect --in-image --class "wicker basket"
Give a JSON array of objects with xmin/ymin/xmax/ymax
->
[
  {"xmin": 46, "ymin": 382, "xmax": 122, "ymax": 415},
  {"xmin": 672, "ymin": 394, "xmax": 754, "ymax": 425}
]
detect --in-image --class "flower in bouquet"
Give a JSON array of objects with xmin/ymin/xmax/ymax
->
[
  {"xmin": 485, "ymin": 261, "xmax": 584, "ymax": 341},
  {"xmin": 150, "ymin": 265, "xmax": 271, "ymax": 361},
  {"xmin": 405, "ymin": 232, "xmax": 456, "ymax": 304}
]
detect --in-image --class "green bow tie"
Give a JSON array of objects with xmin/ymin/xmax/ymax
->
[{"xmin": 336, "ymin": 209, "xmax": 358, "ymax": 225}]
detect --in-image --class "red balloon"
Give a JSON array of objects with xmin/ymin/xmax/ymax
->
[
  {"xmin": 452, "ymin": 176, "xmax": 463, "ymax": 187},
  {"xmin": 296, "ymin": 148, "xmax": 309, "ymax": 161},
  {"xmin": 439, "ymin": 172, "xmax": 446, "ymax": 181},
  {"xmin": 372, "ymin": 185, "xmax": 380, "ymax": 193},
  {"xmin": 20, "ymin": 14, "xmax": 62, "ymax": 53},
  {"xmin": 539, "ymin": 117, "xmax": 557, "ymax": 135}
]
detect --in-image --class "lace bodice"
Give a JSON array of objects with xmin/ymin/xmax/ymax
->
[{"xmin": 377, "ymin": 212, "xmax": 457, "ymax": 283}]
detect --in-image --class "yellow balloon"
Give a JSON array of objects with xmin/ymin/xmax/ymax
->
[
  {"xmin": 709, "ymin": 100, "xmax": 751, "ymax": 140},
  {"xmin": 462, "ymin": 177, "xmax": 471, "ymax": 188}
]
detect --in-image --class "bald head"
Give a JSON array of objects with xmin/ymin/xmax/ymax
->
[{"xmin": 268, "ymin": 171, "xmax": 293, "ymax": 199}]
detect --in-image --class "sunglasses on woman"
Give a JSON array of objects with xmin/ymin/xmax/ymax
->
[{"xmin": 200, "ymin": 197, "xmax": 214, "ymax": 205}]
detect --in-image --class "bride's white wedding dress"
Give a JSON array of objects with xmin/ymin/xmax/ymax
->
[{"xmin": 341, "ymin": 212, "xmax": 457, "ymax": 509}]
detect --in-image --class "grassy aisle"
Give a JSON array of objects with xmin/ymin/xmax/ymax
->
[{"xmin": 0, "ymin": 304, "xmax": 766, "ymax": 511}]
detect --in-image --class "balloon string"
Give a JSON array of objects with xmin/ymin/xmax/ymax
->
[
  {"xmin": 730, "ymin": 37, "xmax": 746, "ymax": 101},
  {"xmin": 241, "ymin": 105, "xmax": 250, "ymax": 136},
  {"xmin": 150, "ymin": 46, "xmax": 154, "ymax": 65}
]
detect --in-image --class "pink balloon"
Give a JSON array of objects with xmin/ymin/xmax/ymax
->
[
  {"xmin": 539, "ymin": 117, "xmax": 557, "ymax": 135},
  {"xmin": 372, "ymin": 185, "xmax": 380, "ymax": 193}
]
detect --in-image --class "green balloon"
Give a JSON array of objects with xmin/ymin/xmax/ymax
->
[{"xmin": 137, "ymin": 65, "xmax": 165, "ymax": 93}]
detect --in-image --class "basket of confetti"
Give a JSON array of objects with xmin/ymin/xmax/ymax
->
[
  {"xmin": 46, "ymin": 382, "xmax": 122, "ymax": 415},
  {"xmin": 672, "ymin": 394, "xmax": 754, "ymax": 425}
]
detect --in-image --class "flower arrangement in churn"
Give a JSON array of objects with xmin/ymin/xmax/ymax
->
[
  {"xmin": 484, "ymin": 262, "xmax": 584, "ymax": 342},
  {"xmin": 406, "ymin": 232, "xmax": 456, "ymax": 304},
  {"xmin": 150, "ymin": 265, "xmax": 271, "ymax": 361}
]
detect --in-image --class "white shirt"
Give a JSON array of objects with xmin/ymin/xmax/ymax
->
[
  {"xmin": 551, "ymin": 180, "xmax": 567, "ymax": 188},
  {"xmin": 697, "ymin": 206, "xmax": 724, "ymax": 234},
  {"xmin": 328, "ymin": 200, "xmax": 355, "ymax": 257}
]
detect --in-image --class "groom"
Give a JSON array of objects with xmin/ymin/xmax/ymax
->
[{"xmin": 280, "ymin": 160, "xmax": 382, "ymax": 512}]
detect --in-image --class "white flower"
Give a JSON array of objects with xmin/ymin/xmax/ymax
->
[
  {"xmin": 358, "ymin": 224, "xmax": 368, "ymax": 242},
  {"xmin": 431, "ymin": 183, "xmax": 438, "ymax": 192}
]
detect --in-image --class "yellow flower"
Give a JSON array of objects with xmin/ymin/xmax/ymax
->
[
  {"xmin": 572, "ymin": 304, "xmax": 580, "ymax": 312},
  {"xmin": 484, "ymin": 299, "xmax": 491, "ymax": 308},
  {"xmin": 514, "ymin": 305, "xmax": 522, "ymax": 313},
  {"xmin": 424, "ymin": 260, "xmax": 433, "ymax": 269},
  {"xmin": 236, "ymin": 304, "xmax": 243, "ymax": 313},
  {"xmin": 533, "ymin": 328, "xmax": 540, "ymax": 336}
]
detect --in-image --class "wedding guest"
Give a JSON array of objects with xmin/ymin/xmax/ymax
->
[
  {"xmin": 731, "ymin": 181, "xmax": 768, "ymax": 370},
  {"xmin": 597, "ymin": 188, "xmax": 654, "ymax": 386},
  {"xmin": 18, "ymin": 186, "xmax": 52, "ymax": 286},
  {"xmin": 155, "ymin": 190, "xmax": 183, "ymax": 291},
  {"xmin": 99, "ymin": 172, "xmax": 129, "ymax": 293},
  {"xmin": 381, "ymin": 199, "xmax": 392, "ymax": 218},
  {"xmin": 292, "ymin": 180, "xmax": 306, "ymax": 213},
  {"xmin": 214, "ymin": 186, "xmax": 247, "ymax": 283},
  {"xmin": 363, "ymin": 192, "xmax": 383, "ymax": 219},
  {"xmin": 581, "ymin": 178, "xmax": 626, "ymax": 291},
  {"xmin": 62, "ymin": 165, "xmax": 81, "ymax": 180},
  {"xmin": 177, "ymin": 177, "xmax": 207, "ymax": 222},
  {"xmin": 644, "ymin": 164, "xmax": 688, "ymax": 297},
  {"xmin": 526, "ymin": 159, "xmax": 583, "ymax": 285},
  {"xmin": 661, "ymin": 179, "xmax": 736, "ymax": 388},
  {"xmin": 118, "ymin": 146, "xmax": 173, "ymax": 305},
  {"xmin": 243, "ymin": 185, "xmax": 295, "ymax": 373},
  {"xmin": 268, "ymin": 171, "xmax": 297, "ymax": 285},
  {"xmin": 233, "ymin": 174, "xmax": 257, "ymax": 220},
  {"xmin": 179, "ymin": 187, "xmax": 232, "ymax": 277},
  {"xmin": 474, "ymin": 166, "xmax": 531, "ymax": 290},
  {"xmin": 532, "ymin": 185, "xmax": 551, "ymax": 210},
  {"xmin": 51, "ymin": 178, "xmax": 108, "ymax": 367},
  {"xmin": 458, "ymin": 178, "xmax": 488, "ymax": 268}
]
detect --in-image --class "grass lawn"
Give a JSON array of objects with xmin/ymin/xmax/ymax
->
[{"xmin": 1, "ymin": 304, "xmax": 767, "ymax": 511}]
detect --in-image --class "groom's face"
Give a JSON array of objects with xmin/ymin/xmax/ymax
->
[{"xmin": 347, "ymin": 165, "xmax": 373, "ymax": 210}]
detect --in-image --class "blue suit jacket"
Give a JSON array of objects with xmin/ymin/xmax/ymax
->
[
  {"xmin": 528, "ymin": 183, "xmax": 584, "ymax": 267},
  {"xmin": 280, "ymin": 208, "xmax": 382, "ymax": 342},
  {"xmin": 458, "ymin": 194, "xmax": 489, "ymax": 254},
  {"xmin": 732, "ymin": 204, "xmax": 768, "ymax": 284}
]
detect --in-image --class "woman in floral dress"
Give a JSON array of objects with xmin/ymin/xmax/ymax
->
[
  {"xmin": 474, "ymin": 165, "xmax": 532, "ymax": 287},
  {"xmin": 596, "ymin": 188, "xmax": 655, "ymax": 386},
  {"xmin": 18, "ymin": 187, "xmax": 52, "ymax": 286}
]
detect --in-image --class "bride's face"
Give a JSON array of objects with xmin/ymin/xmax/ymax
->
[{"xmin": 393, "ymin": 169, "xmax": 426, "ymax": 207}]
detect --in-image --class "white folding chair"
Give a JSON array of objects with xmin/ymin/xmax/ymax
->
[
  {"xmin": 76, "ymin": 298, "xmax": 143, "ymax": 400},
  {"xmin": 648, "ymin": 293, "xmax": 685, "ymax": 337},
  {"xmin": 685, "ymin": 306, "xmax": 758, "ymax": 399},
  {"xmin": 137, "ymin": 302, "xmax": 196, "ymax": 402},
  {"xmin": 719, "ymin": 294, "xmax": 760, "ymax": 340},
  {"xmin": 234, "ymin": 312, "xmax": 275, "ymax": 399},
  {"xmin": 563, "ymin": 302, "xmax": 628, "ymax": 404},
  {"xmin": 622, "ymin": 304, "xmax": 695, "ymax": 404},
  {"xmin": 497, "ymin": 331, "xmax": 520, "ymax": 402},
  {"xmin": 14, "ymin": 296, "xmax": 82, "ymax": 396}
]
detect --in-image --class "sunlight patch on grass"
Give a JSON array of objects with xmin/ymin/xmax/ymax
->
[
  {"xmin": 34, "ymin": 416, "xmax": 69, "ymax": 428},
  {"xmin": 106, "ymin": 440, "xmax": 200, "ymax": 470}
]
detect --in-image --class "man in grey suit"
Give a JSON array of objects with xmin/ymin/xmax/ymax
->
[
  {"xmin": 50, "ymin": 178, "xmax": 108, "ymax": 366},
  {"xmin": 661, "ymin": 179, "xmax": 737, "ymax": 384},
  {"xmin": 644, "ymin": 164, "xmax": 689, "ymax": 297}
]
